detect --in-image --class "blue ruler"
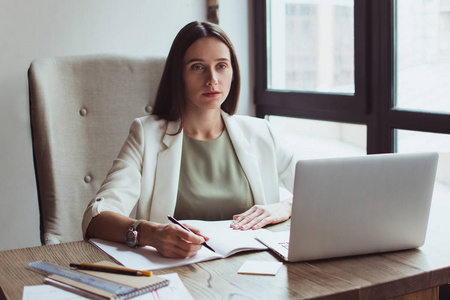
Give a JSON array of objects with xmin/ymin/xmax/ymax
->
[{"xmin": 29, "ymin": 260, "xmax": 136, "ymax": 295}]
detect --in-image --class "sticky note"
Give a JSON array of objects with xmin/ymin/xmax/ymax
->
[{"xmin": 237, "ymin": 260, "xmax": 282, "ymax": 276}]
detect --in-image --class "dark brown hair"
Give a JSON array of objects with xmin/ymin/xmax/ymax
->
[{"xmin": 152, "ymin": 21, "xmax": 240, "ymax": 126}]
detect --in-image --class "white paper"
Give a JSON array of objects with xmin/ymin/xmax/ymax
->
[
  {"xmin": 91, "ymin": 220, "xmax": 267, "ymax": 270},
  {"xmin": 23, "ymin": 284, "xmax": 89, "ymax": 300},
  {"xmin": 238, "ymin": 260, "xmax": 282, "ymax": 276},
  {"xmin": 150, "ymin": 273, "xmax": 194, "ymax": 300}
]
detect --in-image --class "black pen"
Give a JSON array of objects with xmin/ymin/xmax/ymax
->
[{"xmin": 167, "ymin": 215, "xmax": 216, "ymax": 253}]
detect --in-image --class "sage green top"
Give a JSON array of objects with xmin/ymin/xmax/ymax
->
[{"xmin": 174, "ymin": 128, "xmax": 254, "ymax": 220}]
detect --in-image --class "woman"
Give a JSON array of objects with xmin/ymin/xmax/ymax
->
[{"xmin": 83, "ymin": 21, "xmax": 297, "ymax": 258}]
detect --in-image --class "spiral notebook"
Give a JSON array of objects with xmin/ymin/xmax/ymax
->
[{"xmin": 44, "ymin": 261, "xmax": 169, "ymax": 299}]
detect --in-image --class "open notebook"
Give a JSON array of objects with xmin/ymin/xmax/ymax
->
[
  {"xmin": 256, "ymin": 152, "xmax": 439, "ymax": 262},
  {"xmin": 90, "ymin": 220, "xmax": 267, "ymax": 270}
]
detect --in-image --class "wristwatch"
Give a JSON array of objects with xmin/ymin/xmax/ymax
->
[{"xmin": 125, "ymin": 219, "xmax": 146, "ymax": 248}]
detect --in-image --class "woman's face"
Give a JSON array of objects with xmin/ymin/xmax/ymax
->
[{"xmin": 182, "ymin": 37, "xmax": 233, "ymax": 114}]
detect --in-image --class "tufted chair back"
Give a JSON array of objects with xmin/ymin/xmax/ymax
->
[{"xmin": 28, "ymin": 55, "xmax": 166, "ymax": 245}]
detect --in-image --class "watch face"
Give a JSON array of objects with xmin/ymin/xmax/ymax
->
[{"xmin": 126, "ymin": 229, "xmax": 137, "ymax": 247}]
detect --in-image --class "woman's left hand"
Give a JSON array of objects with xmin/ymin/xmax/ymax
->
[{"xmin": 230, "ymin": 198, "xmax": 292, "ymax": 230}]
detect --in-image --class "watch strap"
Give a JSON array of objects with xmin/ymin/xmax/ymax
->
[{"xmin": 130, "ymin": 219, "xmax": 146, "ymax": 231}]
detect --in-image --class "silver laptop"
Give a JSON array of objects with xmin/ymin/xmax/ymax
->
[{"xmin": 256, "ymin": 152, "xmax": 439, "ymax": 262}]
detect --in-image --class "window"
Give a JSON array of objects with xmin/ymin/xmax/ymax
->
[
  {"xmin": 269, "ymin": 116, "xmax": 366, "ymax": 159},
  {"xmin": 267, "ymin": 0, "xmax": 355, "ymax": 94},
  {"xmin": 255, "ymin": 0, "xmax": 450, "ymax": 185},
  {"xmin": 255, "ymin": 0, "xmax": 367, "ymax": 137},
  {"xmin": 396, "ymin": 0, "xmax": 450, "ymax": 114}
]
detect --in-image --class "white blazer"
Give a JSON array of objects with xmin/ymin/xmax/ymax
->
[{"xmin": 82, "ymin": 111, "xmax": 298, "ymax": 237}]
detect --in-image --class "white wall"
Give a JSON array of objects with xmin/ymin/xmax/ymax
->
[{"xmin": 0, "ymin": 0, "xmax": 253, "ymax": 251}]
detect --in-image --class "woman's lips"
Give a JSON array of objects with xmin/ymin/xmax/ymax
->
[{"xmin": 202, "ymin": 91, "xmax": 221, "ymax": 98}]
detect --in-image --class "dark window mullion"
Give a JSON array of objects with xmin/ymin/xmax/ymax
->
[
  {"xmin": 354, "ymin": 0, "xmax": 369, "ymax": 114},
  {"xmin": 257, "ymin": 90, "xmax": 367, "ymax": 124},
  {"xmin": 254, "ymin": 0, "xmax": 268, "ymax": 119},
  {"xmin": 258, "ymin": 91, "xmax": 357, "ymax": 111},
  {"xmin": 367, "ymin": 0, "xmax": 395, "ymax": 154},
  {"xmin": 389, "ymin": 110, "xmax": 450, "ymax": 134}
]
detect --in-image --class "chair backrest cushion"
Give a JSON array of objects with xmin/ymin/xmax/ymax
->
[{"xmin": 29, "ymin": 54, "xmax": 165, "ymax": 244}]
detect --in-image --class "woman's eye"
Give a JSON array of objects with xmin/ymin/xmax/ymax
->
[
  {"xmin": 217, "ymin": 63, "xmax": 227, "ymax": 69},
  {"xmin": 191, "ymin": 65, "xmax": 203, "ymax": 71}
]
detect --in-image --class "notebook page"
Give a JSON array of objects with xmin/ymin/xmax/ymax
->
[
  {"xmin": 90, "ymin": 239, "xmax": 222, "ymax": 270},
  {"xmin": 182, "ymin": 220, "xmax": 267, "ymax": 257}
]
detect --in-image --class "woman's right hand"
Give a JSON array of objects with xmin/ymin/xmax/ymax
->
[
  {"xmin": 139, "ymin": 222, "xmax": 207, "ymax": 258},
  {"xmin": 86, "ymin": 212, "xmax": 207, "ymax": 258}
]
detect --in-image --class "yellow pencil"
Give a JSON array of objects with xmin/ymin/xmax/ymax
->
[{"xmin": 70, "ymin": 263, "xmax": 152, "ymax": 276}]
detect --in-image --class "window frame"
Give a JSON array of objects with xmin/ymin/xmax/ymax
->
[{"xmin": 254, "ymin": 0, "xmax": 450, "ymax": 154}]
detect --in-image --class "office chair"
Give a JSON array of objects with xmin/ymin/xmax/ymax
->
[{"xmin": 28, "ymin": 54, "xmax": 165, "ymax": 244}]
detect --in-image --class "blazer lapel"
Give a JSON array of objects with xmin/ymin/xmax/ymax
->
[
  {"xmin": 222, "ymin": 112, "xmax": 266, "ymax": 205},
  {"xmin": 149, "ymin": 121, "xmax": 183, "ymax": 223}
]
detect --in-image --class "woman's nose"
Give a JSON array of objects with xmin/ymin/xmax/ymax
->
[{"xmin": 206, "ymin": 69, "xmax": 218, "ymax": 86}]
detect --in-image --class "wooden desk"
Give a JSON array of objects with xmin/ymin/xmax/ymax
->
[{"xmin": 1, "ymin": 197, "xmax": 449, "ymax": 300}]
